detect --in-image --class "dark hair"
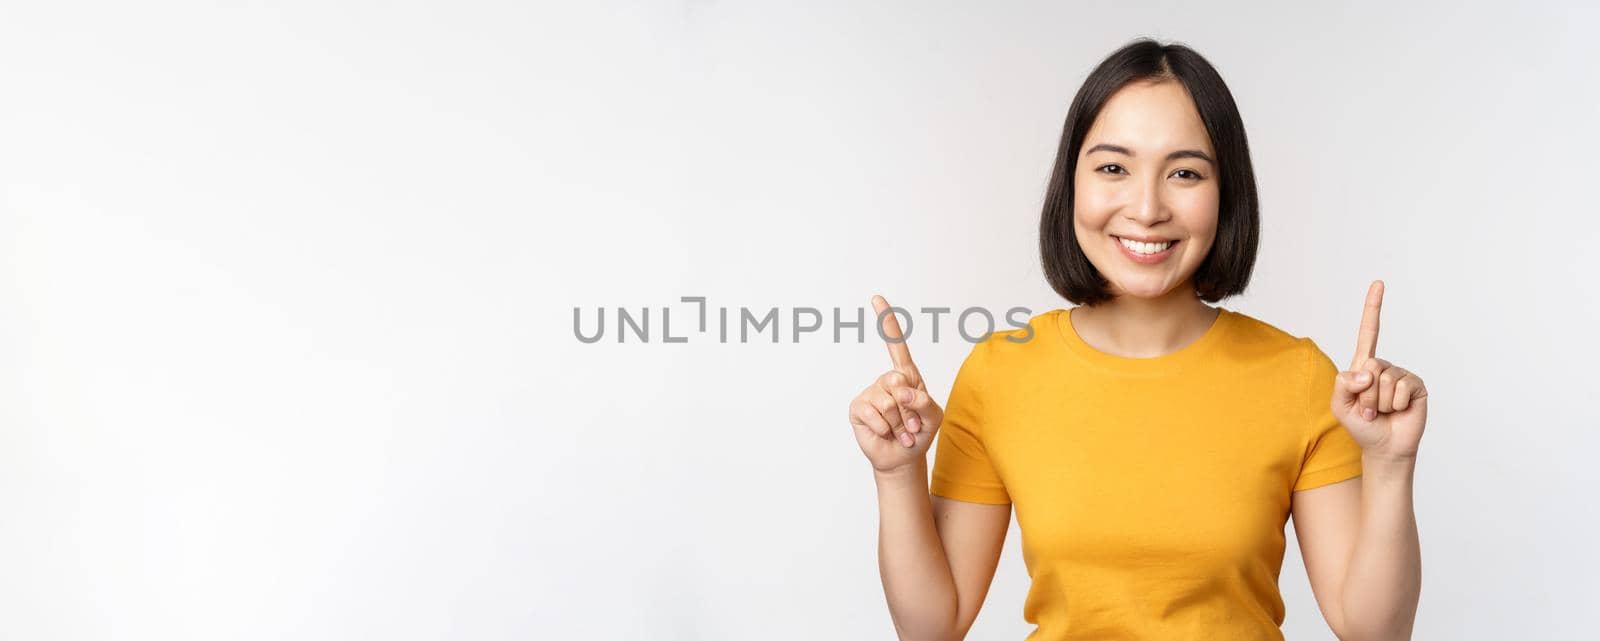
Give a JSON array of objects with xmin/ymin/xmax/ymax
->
[{"xmin": 1040, "ymin": 38, "xmax": 1259, "ymax": 306}]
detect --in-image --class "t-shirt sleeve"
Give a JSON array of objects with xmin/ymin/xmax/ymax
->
[
  {"xmin": 929, "ymin": 340, "xmax": 1011, "ymax": 505},
  {"xmin": 1294, "ymin": 340, "xmax": 1365, "ymax": 492}
]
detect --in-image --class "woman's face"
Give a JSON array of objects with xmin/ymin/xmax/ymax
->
[{"xmin": 1072, "ymin": 79, "xmax": 1220, "ymax": 301}]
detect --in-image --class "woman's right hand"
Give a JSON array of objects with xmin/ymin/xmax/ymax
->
[{"xmin": 849, "ymin": 295, "xmax": 945, "ymax": 474}]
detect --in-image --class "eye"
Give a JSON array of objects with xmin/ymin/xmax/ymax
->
[
  {"xmin": 1172, "ymin": 168, "xmax": 1205, "ymax": 181},
  {"xmin": 1095, "ymin": 164, "xmax": 1127, "ymax": 175}
]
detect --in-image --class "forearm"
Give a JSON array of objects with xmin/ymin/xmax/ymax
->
[
  {"xmin": 1338, "ymin": 454, "xmax": 1421, "ymax": 641},
  {"xmin": 874, "ymin": 461, "xmax": 958, "ymax": 641}
]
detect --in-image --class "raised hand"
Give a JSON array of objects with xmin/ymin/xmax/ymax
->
[
  {"xmin": 848, "ymin": 295, "xmax": 946, "ymax": 473},
  {"xmin": 1330, "ymin": 280, "xmax": 1429, "ymax": 460}
]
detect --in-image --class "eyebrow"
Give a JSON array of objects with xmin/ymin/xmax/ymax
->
[{"xmin": 1085, "ymin": 143, "xmax": 1215, "ymax": 166}]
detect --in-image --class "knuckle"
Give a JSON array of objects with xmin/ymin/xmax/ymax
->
[{"xmin": 857, "ymin": 407, "xmax": 881, "ymax": 424}]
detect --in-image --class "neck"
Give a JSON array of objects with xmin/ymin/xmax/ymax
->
[{"xmin": 1072, "ymin": 283, "xmax": 1219, "ymax": 358}]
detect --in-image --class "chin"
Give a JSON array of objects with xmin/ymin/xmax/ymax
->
[{"xmin": 1109, "ymin": 278, "xmax": 1181, "ymax": 300}]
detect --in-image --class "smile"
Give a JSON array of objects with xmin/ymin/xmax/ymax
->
[{"xmin": 1113, "ymin": 235, "xmax": 1179, "ymax": 264}]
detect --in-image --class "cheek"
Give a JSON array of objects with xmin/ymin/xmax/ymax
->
[
  {"xmin": 1173, "ymin": 189, "xmax": 1220, "ymax": 242},
  {"xmin": 1072, "ymin": 183, "xmax": 1116, "ymax": 231}
]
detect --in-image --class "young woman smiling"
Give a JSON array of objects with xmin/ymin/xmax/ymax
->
[{"xmin": 849, "ymin": 39, "xmax": 1426, "ymax": 641}]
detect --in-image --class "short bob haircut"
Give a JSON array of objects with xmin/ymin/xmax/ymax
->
[{"xmin": 1040, "ymin": 38, "xmax": 1260, "ymax": 306}]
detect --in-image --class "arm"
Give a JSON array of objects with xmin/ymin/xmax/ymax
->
[
  {"xmin": 851, "ymin": 295, "xmax": 1010, "ymax": 641},
  {"xmin": 874, "ymin": 461, "xmax": 1010, "ymax": 641},
  {"xmin": 1297, "ymin": 280, "xmax": 1426, "ymax": 640},
  {"xmin": 1292, "ymin": 455, "xmax": 1421, "ymax": 641}
]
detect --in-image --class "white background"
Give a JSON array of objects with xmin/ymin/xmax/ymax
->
[{"xmin": 3, "ymin": 1, "xmax": 1597, "ymax": 639}]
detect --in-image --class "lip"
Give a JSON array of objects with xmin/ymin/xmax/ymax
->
[
  {"xmin": 1112, "ymin": 234, "xmax": 1179, "ymax": 265},
  {"xmin": 1113, "ymin": 233, "xmax": 1176, "ymax": 243}
]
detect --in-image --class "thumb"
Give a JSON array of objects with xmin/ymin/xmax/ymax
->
[
  {"xmin": 1332, "ymin": 370, "xmax": 1374, "ymax": 410},
  {"xmin": 896, "ymin": 387, "xmax": 944, "ymax": 427}
]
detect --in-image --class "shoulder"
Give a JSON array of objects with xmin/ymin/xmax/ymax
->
[
  {"xmin": 1221, "ymin": 309, "xmax": 1340, "ymax": 377},
  {"xmin": 955, "ymin": 308, "xmax": 1065, "ymax": 373}
]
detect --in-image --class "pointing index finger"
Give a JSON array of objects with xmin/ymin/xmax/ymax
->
[
  {"xmin": 1352, "ymin": 280, "xmax": 1384, "ymax": 368},
  {"xmin": 871, "ymin": 294, "xmax": 918, "ymax": 374}
]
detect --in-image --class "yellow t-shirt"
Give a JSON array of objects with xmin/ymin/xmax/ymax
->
[{"xmin": 930, "ymin": 306, "xmax": 1363, "ymax": 640}]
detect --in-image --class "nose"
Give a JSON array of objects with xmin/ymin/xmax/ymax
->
[{"xmin": 1123, "ymin": 175, "xmax": 1171, "ymax": 227}]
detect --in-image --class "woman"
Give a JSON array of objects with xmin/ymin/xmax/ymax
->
[{"xmin": 848, "ymin": 39, "xmax": 1426, "ymax": 640}]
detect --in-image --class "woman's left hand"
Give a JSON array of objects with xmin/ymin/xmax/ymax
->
[{"xmin": 1331, "ymin": 280, "xmax": 1429, "ymax": 460}]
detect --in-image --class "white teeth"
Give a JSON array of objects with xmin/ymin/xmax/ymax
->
[{"xmin": 1118, "ymin": 237, "xmax": 1173, "ymax": 254}]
